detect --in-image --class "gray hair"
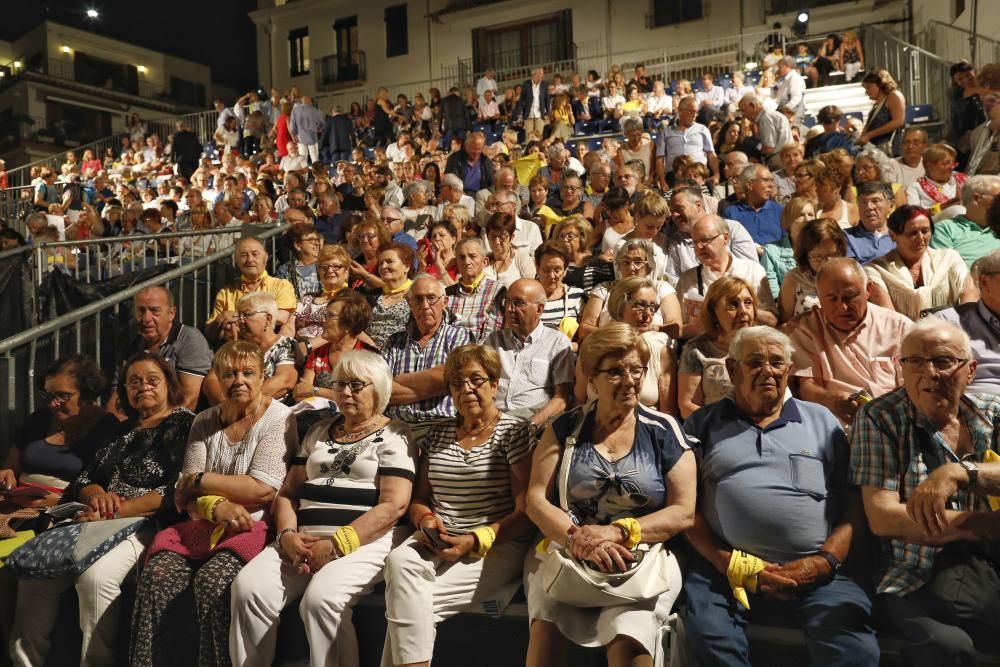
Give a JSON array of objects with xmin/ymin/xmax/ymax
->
[
  {"xmin": 816, "ymin": 256, "xmax": 868, "ymax": 289},
  {"xmin": 332, "ymin": 350, "xmax": 393, "ymax": 414},
  {"xmin": 381, "ymin": 205, "xmax": 403, "ymax": 219},
  {"xmin": 961, "ymin": 174, "xmax": 1000, "ymax": 208},
  {"xmin": 729, "ymin": 325, "xmax": 793, "ymax": 362},
  {"xmin": 854, "ymin": 148, "xmax": 894, "ymax": 183},
  {"xmin": 904, "ymin": 318, "xmax": 972, "ymax": 359},
  {"xmin": 441, "ymin": 173, "xmax": 464, "ymax": 191},
  {"xmin": 409, "ymin": 273, "xmax": 446, "ymax": 297},
  {"xmin": 779, "ymin": 55, "xmax": 797, "ymax": 69},
  {"xmin": 236, "ymin": 291, "xmax": 278, "ymax": 321},
  {"xmin": 971, "ymin": 248, "xmax": 1000, "ymax": 282},
  {"xmin": 615, "ymin": 238, "xmax": 657, "ymax": 276},
  {"xmin": 547, "ymin": 144, "xmax": 567, "ymax": 160},
  {"xmin": 404, "ymin": 180, "xmax": 432, "ymax": 200},
  {"xmin": 621, "ymin": 116, "xmax": 644, "ymax": 134},
  {"xmin": 694, "ymin": 214, "xmax": 729, "ymax": 236},
  {"xmin": 457, "ymin": 236, "xmax": 489, "ymax": 256},
  {"xmin": 492, "ymin": 189, "xmax": 519, "ymax": 205},
  {"xmin": 739, "ymin": 92, "xmax": 762, "ymax": 108},
  {"xmin": 738, "ymin": 164, "xmax": 768, "ymax": 189}
]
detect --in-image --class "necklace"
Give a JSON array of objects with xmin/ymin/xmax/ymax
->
[
  {"xmin": 460, "ymin": 411, "xmax": 500, "ymax": 439},
  {"xmin": 336, "ymin": 415, "xmax": 384, "ymax": 440}
]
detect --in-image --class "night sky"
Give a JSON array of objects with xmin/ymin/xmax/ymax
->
[{"xmin": 0, "ymin": 0, "xmax": 260, "ymax": 91}]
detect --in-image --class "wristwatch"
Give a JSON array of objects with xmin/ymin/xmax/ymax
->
[
  {"xmin": 960, "ymin": 460, "xmax": 980, "ymax": 489},
  {"xmin": 816, "ymin": 550, "xmax": 841, "ymax": 574}
]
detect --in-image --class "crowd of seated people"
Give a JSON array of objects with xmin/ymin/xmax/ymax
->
[{"xmin": 3, "ymin": 46, "xmax": 1000, "ymax": 667}]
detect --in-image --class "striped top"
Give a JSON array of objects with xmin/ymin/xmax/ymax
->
[
  {"xmin": 540, "ymin": 286, "xmax": 586, "ymax": 330},
  {"xmin": 383, "ymin": 321, "xmax": 474, "ymax": 422},
  {"xmin": 424, "ymin": 413, "xmax": 534, "ymax": 535},
  {"xmin": 294, "ymin": 417, "xmax": 416, "ymax": 536}
]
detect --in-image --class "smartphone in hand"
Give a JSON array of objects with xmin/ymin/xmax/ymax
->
[{"xmin": 421, "ymin": 526, "xmax": 449, "ymax": 550}]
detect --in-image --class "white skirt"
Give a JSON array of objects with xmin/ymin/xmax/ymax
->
[{"xmin": 522, "ymin": 544, "xmax": 683, "ymax": 655}]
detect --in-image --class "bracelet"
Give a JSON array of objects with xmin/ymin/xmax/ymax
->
[
  {"xmin": 194, "ymin": 472, "xmax": 205, "ymax": 490},
  {"xmin": 471, "ymin": 525, "xmax": 497, "ymax": 558},
  {"xmin": 611, "ymin": 517, "xmax": 642, "ymax": 550},
  {"xmin": 277, "ymin": 527, "xmax": 296, "ymax": 541}
]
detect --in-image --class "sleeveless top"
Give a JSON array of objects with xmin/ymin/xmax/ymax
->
[
  {"xmin": 374, "ymin": 102, "xmax": 392, "ymax": 133},
  {"xmin": 864, "ymin": 96, "xmax": 901, "ymax": 156}
]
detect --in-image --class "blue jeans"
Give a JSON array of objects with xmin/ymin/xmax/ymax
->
[{"xmin": 681, "ymin": 553, "xmax": 879, "ymax": 667}]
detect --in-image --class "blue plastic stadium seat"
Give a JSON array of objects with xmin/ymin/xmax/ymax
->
[
  {"xmin": 803, "ymin": 116, "xmax": 817, "ymax": 128},
  {"xmin": 472, "ymin": 122, "xmax": 491, "ymax": 133},
  {"xmin": 906, "ymin": 104, "xmax": 934, "ymax": 124},
  {"xmin": 363, "ymin": 147, "xmax": 376, "ymax": 159},
  {"xmin": 844, "ymin": 111, "xmax": 864, "ymax": 121}
]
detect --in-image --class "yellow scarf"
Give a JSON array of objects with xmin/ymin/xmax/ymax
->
[
  {"xmin": 321, "ymin": 283, "xmax": 348, "ymax": 299},
  {"xmin": 382, "ymin": 278, "xmax": 413, "ymax": 296},
  {"xmin": 459, "ymin": 272, "xmax": 486, "ymax": 292}
]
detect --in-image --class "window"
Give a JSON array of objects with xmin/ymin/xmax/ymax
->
[
  {"xmin": 471, "ymin": 11, "xmax": 573, "ymax": 76},
  {"xmin": 288, "ymin": 28, "xmax": 310, "ymax": 77},
  {"xmin": 650, "ymin": 0, "xmax": 702, "ymax": 27},
  {"xmin": 334, "ymin": 17, "xmax": 361, "ymax": 81},
  {"xmin": 385, "ymin": 5, "xmax": 408, "ymax": 58},
  {"xmin": 171, "ymin": 77, "xmax": 207, "ymax": 107},
  {"xmin": 954, "ymin": 0, "xmax": 966, "ymax": 20}
]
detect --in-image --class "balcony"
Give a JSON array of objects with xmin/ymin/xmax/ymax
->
[{"xmin": 315, "ymin": 51, "xmax": 366, "ymax": 92}]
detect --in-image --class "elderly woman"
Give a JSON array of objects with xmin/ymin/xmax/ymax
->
[
  {"xmin": 441, "ymin": 203, "xmax": 476, "ymax": 239},
  {"xmin": 276, "ymin": 223, "xmax": 325, "ymax": 299},
  {"xmin": 816, "ymin": 167, "xmax": 859, "ymax": 229},
  {"xmin": 484, "ymin": 212, "xmax": 535, "ymax": 287},
  {"xmin": 250, "ymin": 195, "xmax": 275, "ymax": 224},
  {"xmin": 366, "ymin": 242, "xmax": 419, "ymax": 350},
  {"xmin": 130, "ymin": 341, "xmax": 295, "ymax": 667},
  {"xmin": 13, "ymin": 354, "xmax": 193, "ymax": 666},
  {"xmin": 401, "ymin": 181, "xmax": 436, "ymax": 223},
  {"xmin": 761, "ymin": 196, "xmax": 816, "ymax": 296},
  {"xmin": 866, "ymin": 205, "xmax": 978, "ymax": 319},
  {"xmin": 349, "ymin": 219, "xmax": 391, "ymax": 293},
  {"xmin": 853, "ymin": 149, "xmax": 907, "ymax": 207},
  {"xmin": 381, "ymin": 345, "xmax": 535, "ymax": 667},
  {"xmin": 535, "ymin": 241, "xmax": 587, "ymax": 332},
  {"xmin": 578, "ymin": 239, "xmax": 682, "ymax": 340},
  {"xmin": 556, "ymin": 217, "xmax": 615, "ymax": 290},
  {"xmin": 203, "ymin": 292, "xmax": 297, "ymax": 405},
  {"xmin": 677, "ymin": 276, "xmax": 758, "ymax": 418},
  {"xmin": 616, "ymin": 116, "xmax": 655, "ymax": 188},
  {"xmin": 905, "ymin": 143, "xmax": 966, "ymax": 215},
  {"xmin": 524, "ymin": 322, "xmax": 696, "ymax": 667},
  {"xmin": 293, "ymin": 290, "xmax": 375, "ymax": 403},
  {"xmin": 232, "ymin": 350, "xmax": 414, "ymax": 666},
  {"xmin": 576, "ymin": 277, "xmax": 678, "ymax": 414},
  {"xmin": 419, "ymin": 220, "xmax": 459, "ymax": 286},
  {"xmin": 281, "ymin": 245, "xmax": 353, "ymax": 352},
  {"xmin": 551, "ymin": 173, "xmax": 595, "ymax": 219}
]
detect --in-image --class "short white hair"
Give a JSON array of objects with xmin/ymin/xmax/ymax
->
[
  {"xmin": 729, "ymin": 325, "xmax": 793, "ymax": 361},
  {"xmin": 962, "ymin": 175, "xmax": 1000, "ymax": 208},
  {"xmin": 816, "ymin": 257, "xmax": 868, "ymax": 289},
  {"xmin": 332, "ymin": 350, "xmax": 393, "ymax": 414},
  {"xmin": 621, "ymin": 116, "xmax": 644, "ymax": 134},
  {"xmin": 739, "ymin": 93, "xmax": 762, "ymax": 108},
  {"xmin": 441, "ymin": 173, "xmax": 464, "ymax": 191},
  {"xmin": 738, "ymin": 164, "xmax": 768, "ymax": 189},
  {"xmin": 971, "ymin": 249, "xmax": 1000, "ymax": 282},
  {"xmin": 236, "ymin": 291, "xmax": 278, "ymax": 321},
  {"xmin": 905, "ymin": 317, "xmax": 972, "ymax": 359}
]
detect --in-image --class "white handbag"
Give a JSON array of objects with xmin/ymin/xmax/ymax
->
[{"xmin": 539, "ymin": 404, "xmax": 673, "ymax": 607}]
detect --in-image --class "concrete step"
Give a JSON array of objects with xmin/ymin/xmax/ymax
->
[{"xmin": 803, "ymin": 82, "xmax": 871, "ymax": 121}]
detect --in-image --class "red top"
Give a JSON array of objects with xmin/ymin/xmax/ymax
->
[{"xmin": 275, "ymin": 114, "xmax": 291, "ymax": 158}]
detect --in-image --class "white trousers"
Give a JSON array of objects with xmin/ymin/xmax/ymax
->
[
  {"xmin": 381, "ymin": 535, "xmax": 529, "ymax": 666},
  {"xmin": 11, "ymin": 530, "xmax": 148, "ymax": 667},
  {"xmin": 298, "ymin": 142, "xmax": 320, "ymax": 164},
  {"xmin": 230, "ymin": 526, "xmax": 406, "ymax": 667}
]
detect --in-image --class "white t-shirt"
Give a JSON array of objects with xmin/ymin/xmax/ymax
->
[{"xmin": 675, "ymin": 255, "xmax": 776, "ymax": 323}]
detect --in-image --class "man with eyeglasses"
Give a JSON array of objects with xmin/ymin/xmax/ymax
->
[
  {"xmin": 934, "ymin": 248, "xmax": 1000, "ymax": 394},
  {"xmin": 889, "ymin": 128, "xmax": 928, "ymax": 188},
  {"xmin": 851, "ymin": 318, "xmax": 1000, "ymax": 666},
  {"xmin": 445, "ymin": 237, "xmax": 507, "ymax": 342},
  {"xmin": 930, "ymin": 175, "xmax": 1000, "ymax": 269},
  {"xmin": 676, "ymin": 215, "xmax": 777, "ymax": 337},
  {"xmin": 314, "ymin": 192, "xmax": 351, "ymax": 245},
  {"xmin": 790, "ymin": 257, "xmax": 911, "ymax": 426},
  {"xmin": 377, "ymin": 206, "xmax": 419, "ymax": 251},
  {"xmin": 435, "ymin": 174, "xmax": 477, "ymax": 220},
  {"xmin": 382, "ymin": 275, "xmax": 473, "ymax": 434},
  {"xmin": 584, "ymin": 161, "xmax": 613, "ymax": 207},
  {"xmin": 845, "ymin": 182, "xmax": 897, "ymax": 265},
  {"xmin": 489, "ymin": 190, "xmax": 543, "ymax": 267},
  {"xmin": 683, "ymin": 325, "xmax": 879, "ymax": 667},
  {"xmin": 725, "ymin": 164, "xmax": 784, "ymax": 249},
  {"xmin": 484, "ymin": 279, "xmax": 574, "ymax": 427}
]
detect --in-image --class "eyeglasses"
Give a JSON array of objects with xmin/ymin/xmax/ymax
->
[
  {"xmin": 692, "ymin": 233, "xmax": 722, "ymax": 248},
  {"xmin": 320, "ymin": 263, "xmax": 346, "ymax": 272},
  {"xmin": 357, "ymin": 233, "xmax": 378, "ymax": 241},
  {"xmin": 751, "ymin": 177, "xmax": 775, "ymax": 184},
  {"xmin": 302, "ymin": 237, "xmax": 323, "ymax": 244},
  {"xmin": 447, "ymin": 375, "xmax": 491, "ymax": 391},
  {"xmin": 619, "ymin": 259, "xmax": 648, "ymax": 270},
  {"xmin": 502, "ymin": 297, "xmax": 539, "ymax": 310},
  {"xmin": 737, "ymin": 358, "xmax": 789, "ymax": 372},
  {"xmin": 629, "ymin": 301, "xmax": 658, "ymax": 314},
  {"xmin": 794, "ymin": 172, "xmax": 813, "ymax": 180},
  {"xmin": 381, "ymin": 217, "xmax": 402, "ymax": 225},
  {"xmin": 595, "ymin": 366, "xmax": 647, "ymax": 383},
  {"xmin": 409, "ymin": 294, "xmax": 443, "ymax": 306},
  {"xmin": 808, "ymin": 252, "xmax": 840, "ymax": 264},
  {"xmin": 558, "ymin": 233, "xmax": 580, "ymax": 241},
  {"xmin": 899, "ymin": 356, "xmax": 969, "ymax": 374},
  {"xmin": 39, "ymin": 389, "xmax": 78, "ymax": 405},
  {"xmin": 330, "ymin": 380, "xmax": 372, "ymax": 394},
  {"xmin": 125, "ymin": 375, "xmax": 163, "ymax": 390},
  {"xmin": 561, "ymin": 185, "xmax": 582, "ymax": 192},
  {"xmin": 238, "ymin": 310, "xmax": 267, "ymax": 320}
]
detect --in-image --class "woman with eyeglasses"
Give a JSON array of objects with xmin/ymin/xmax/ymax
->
[
  {"xmin": 677, "ymin": 276, "xmax": 759, "ymax": 418},
  {"xmin": 232, "ymin": 350, "xmax": 414, "ymax": 666},
  {"xmin": 576, "ymin": 277, "xmax": 678, "ymax": 415},
  {"xmin": 865, "ymin": 205, "xmax": 977, "ymax": 320},
  {"xmin": 535, "ymin": 241, "xmax": 587, "ymax": 333},
  {"xmin": 293, "ymin": 290, "xmax": 375, "ymax": 404},
  {"xmin": 130, "ymin": 341, "xmax": 296, "ymax": 667},
  {"xmin": 792, "ymin": 158, "xmax": 826, "ymax": 205},
  {"xmin": 524, "ymin": 322, "xmax": 695, "ymax": 667},
  {"xmin": 484, "ymin": 212, "xmax": 535, "ymax": 288},
  {"xmin": 381, "ymin": 345, "xmax": 535, "ymax": 667},
  {"xmin": 281, "ymin": 245, "xmax": 353, "ymax": 357},
  {"xmin": 778, "ymin": 217, "xmax": 849, "ymax": 323},
  {"xmin": 365, "ymin": 242, "xmax": 421, "ymax": 350},
  {"xmin": 552, "ymin": 174, "xmax": 594, "ymax": 219},
  {"xmin": 578, "ymin": 239, "xmax": 682, "ymax": 340},
  {"xmin": 275, "ymin": 223, "xmax": 325, "ymax": 299},
  {"xmin": 12, "ymin": 354, "xmax": 193, "ymax": 667},
  {"xmin": 555, "ymin": 217, "xmax": 615, "ymax": 291},
  {"xmin": 203, "ymin": 292, "xmax": 297, "ymax": 405},
  {"xmin": 348, "ymin": 219, "xmax": 390, "ymax": 294}
]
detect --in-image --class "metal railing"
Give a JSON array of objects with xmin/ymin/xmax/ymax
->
[
  {"xmin": 861, "ymin": 23, "xmax": 952, "ymax": 126},
  {"xmin": 915, "ymin": 19, "xmax": 1000, "ymax": 70},
  {"xmin": 0, "ymin": 224, "xmax": 285, "ymax": 443},
  {"xmin": 316, "ymin": 51, "xmax": 368, "ymax": 91}
]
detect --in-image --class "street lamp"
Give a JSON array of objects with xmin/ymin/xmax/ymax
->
[{"xmin": 86, "ymin": 9, "xmax": 99, "ymax": 19}]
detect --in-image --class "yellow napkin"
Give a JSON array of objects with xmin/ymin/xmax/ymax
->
[
  {"xmin": 983, "ymin": 450, "xmax": 1000, "ymax": 511},
  {"xmin": 0, "ymin": 531, "xmax": 35, "ymax": 567},
  {"xmin": 511, "ymin": 153, "xmax": 545, "ymax": 185},
  {"xmin": 727, "ymin": 549, "xmax": 766, "ymax": 610}
]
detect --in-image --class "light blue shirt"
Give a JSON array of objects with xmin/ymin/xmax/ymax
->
[{"xmin": 936, "ymin": 301, "xmax": 1000, "ymax": 395}]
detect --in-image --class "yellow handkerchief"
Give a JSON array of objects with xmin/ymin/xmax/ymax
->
[
  {"xmin": 982, "ymin": 450, "xmax": 1000, "ymax": 511},
  {"xmin": 727, "ymin": 549, "xmax": 766, "ymax": 610}
]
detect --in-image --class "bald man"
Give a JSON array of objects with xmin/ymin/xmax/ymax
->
[{"xmin": 485, "ymin": 279, "xmax": 575, "ymax": 427}]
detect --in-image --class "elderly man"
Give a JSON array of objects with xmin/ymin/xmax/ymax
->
[
  {"xmin": 935, "ymin": 249, "xmax": 1000, "ymax": 394},
  {"xmin": 205, "ymin": 236, "xmax": 296, "ymax": 340},
  {"xmin": 931, "ymin": 175, "xmax": 1000, "ymax": 268},
  {"xmin": 664, "ymin": 187, "xmax": 758, "ymax": 286},
  {"xmin": 490, "ymin": 189, "xmax": 543, "ymax": 263},
  {"xmin": 851, "ymin": 319, "xmax": 1000, "ymax": 666},
  {"xmin": 515, "ymin": 67, "xmax": 550, "ymax": 139},
  {"xmin": 683, "ymin": 325, "xmax": 880, "ymax": 667},
  {"xmin": 714, "ymin": 151, "xmax": 750, "ymax": 207},
  {"xmin": 445, "ymin": 237, "xmax": 506, "ymax": 342},
  {"xmin": 584, "ymin": 160, "xmax": 613, "ymax": 207},
  {"xmin": 478, "ymin": 166, "xmax": 529, "ymax": 214},
  {"xmin": 775, "ymin": 56, "xmax": 807, "ymax": 120},
  {"xmin": 888, "ymin": 128, "xmax": 929, "ymax": 187},
  {"xmin": 444, "ymin": 132, "xmax": 493, "ymax": 196},
  {"xmin": 288, "ymin": 96, "xmax": 325, "ymax": 164},
  {"xmin": 739, "ymin": 93, "xmax": 792, "ymax": 159},
  {"xmin": 377, "ymin": 206, "xmax": 419, "ymax": 251},
  {"xmin": 314, "ymin": 192, "xmax": 351, "ymax": 245},
  {"xmin": 319, "ymin": 105, "xmax": 354, "ymax": 164},
  {"xmin": 790, "ymin": 257, "xmax": 912, "ymax": 425},
  {"xmin": 725, "ymin": 164, "xmax": 785, "ymax": 247},
  {"xmin": 967, "ymin": 104, "xmax": 1000, "ymax": 176},
  {"xmin": 676, "ymin": 215, "xmax": 777, "ymax": 336},
  {"xmin": 436, "ymin": 173, "xmax": 477, "ymax": 219},
  {"xmin": 485, "ymin": 279, "xmax": 574, "ymax": 427},
  {"xmin": 384, "ymin": 275, "xmax": 474, "ymax": 429},
  {"xmin": 846, "ymin": 181, "xmax": 897, "ymax": 264},
  {"xmin": 108, "ymin": 286, "xmax": 212, "ymax": 414},
  {"xmin": 656, "ymin": 95, "xmax": 719, "ymax": 188}
]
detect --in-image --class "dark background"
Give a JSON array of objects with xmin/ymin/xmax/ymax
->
[{"xmin": 0, "ymin": 0, "xmax": 260, "ymax": 91}]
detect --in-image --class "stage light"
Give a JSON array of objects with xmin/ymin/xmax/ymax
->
[
  {"xmin": 86, "ymin": 9, "xmax": 99, "ymax": 19},
  {"xmin": 792, "ymin": 10, "xmax": 810, "ymax": 38},
  {"xmin": 137, "ymin": 65, "xmax": 147, "ymax": 74}
]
